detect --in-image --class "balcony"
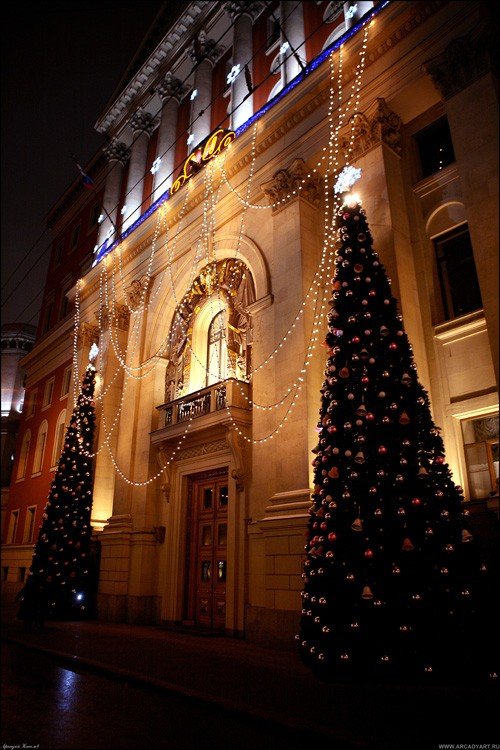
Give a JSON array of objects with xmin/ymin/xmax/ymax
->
[{"xmin": 151, "ymin": 379, "xmax": 252, "ymax": 447}]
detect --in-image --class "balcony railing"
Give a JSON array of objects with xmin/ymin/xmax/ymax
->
[{"xmin": 156, "ymin": 379, "xmax": 250, "ymax": 430}]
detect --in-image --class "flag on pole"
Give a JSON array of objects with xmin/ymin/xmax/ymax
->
[{"xmin": 72, "ymin": 155, "xmax": 95, "ymax": 189}]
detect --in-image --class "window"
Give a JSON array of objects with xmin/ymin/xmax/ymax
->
[
  {"xmin": 19, "ymin": 567, "xmax": 26, "ymax": 582},
  {"xmin": 435, "ymin": 226, "xmax": 482, "ymax": 320},
  {"xmin": 207, "ymin": 310, "xmax": 228, "ymax": 386},
  {"xmin": 41, "ymin": 300, "xmax": 53, "ymax": 335},
  {"xmin": 7, "ymin": 510, "xmax": 19, "ymax": 544},
  {"xmin": 267, "ymin": 15, "xmax": 280, "ymax": 48},
  {"xmin": 414, "ymin": 116, "xmax": 455, "ymax": 179},
  {"xmin": 25, "ymin": 390, "xmax": 37, "ymax": 418},
  {"xmin": 16, "ymin": 430, "xmax": 31, "ymax": 480},
  {"xmin": 70, "ymin": 224, "xmax": 80, "ymax": 251},
  {"xmin": 53, "ymin": 241, "xmax": 64, "ymax": 267},
  {"xmin": 52, "ymin": 410, "xmax": 67, "ymax": 467},
  {"xmin": 61, "ymin": 367, "xmax": 71, "ymax": 397},
  {"xmin": 89, "ymin": 203, "xmax": 101, "ymax": 228},
  {"xmin": 3, "ymin": 567, "xmax": 8, "ymax": 582},
  {"xmin": 462, "ymin": 415, "xmax": 499, "ymax": 499},
  {"xmin": 59, "ymin": 286, "xmax": 71, "ymax": 320},
  {"xmin": 42, "ymin": 378, "xmax": 55, "ymax": 409},
  {"xmin": 32, "ymin": 420, "xmax": 48, "ymax": 474},
  {"xmin": 23, "ymin": 506, "xmax": 37, "ymax": 544}
]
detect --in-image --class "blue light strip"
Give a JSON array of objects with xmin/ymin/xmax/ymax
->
[{"xmin": 92, "ymin": 1, "xmax": 390, "ymax": 268}]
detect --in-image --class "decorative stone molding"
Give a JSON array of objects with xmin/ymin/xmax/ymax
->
[
  {"xmin": 223, "ymin": 1, "xmax": 266, "ymax": 21},
  {"xmin": 103, "ymin": 139, "xmax": 129, "ymax": 165},
  {"xmin": 77, "ymin": 323, "xmax": 99, "ymax": 351},
  {"xmin": 189, "ymin": 30, "xmax": 225, "ymax": 65},
  {"xmin": 126, "ymin": 275, "xmax": 151, "ymax": 308},
  {"xmin": 176, "ymin": 439, "xmax": 228, "ymax": 461},
  {"xmin": 261, "ymin": 158, "xmax": 322, "ymax": 212},
  {"xmin": 129, "ymin": 110, "xmax": 158, "ymax": 137},
  {"xmin": 422, "ymin": 23, "xmax": 497, "ymax": 100},
  {"xmin": 97, "ymin": 303, "xmax": 130, "ymax": 331},
  {"xmin": 156, "ymin": 72, "xmax": 188, "ymax": 102},
  {"xmin": 341, "ymin": 98, "xmax": 402, "ymax": 159}
]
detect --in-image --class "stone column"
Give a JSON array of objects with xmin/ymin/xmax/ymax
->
[
  {"xmin": 249, "ymin": 160, "xmax": 323, "ymax": 646},
  {"xmin": 423, "ymin": 26, "xmax": 499, "ymax": 387},
  {"xmin": 339, "ymin": 99, "xmax": 431, "ymax": 392},
  {"xmin": 97, "ymin": 140, "xmax": 128, "ymax": 248},
  {"xmin": 153, "ymin": 73, "xmax": 188, "ymax": 202},
  {"xmin": 122, "ymin": 111, "xmax": 157, "ymax": 233},
  {"xmin": 91, "ymin": 304, "xmax": 130, "ymax": 531},
  {"xmin": 224, "ymin": 2, "xmax": 263, "ymax": 130},
  {"xmin": 189, "ymin": 32, "xmax": 224, "ymax": 148},
  {"xmin": 280, "ymin": 1, "xmax": 306, "ymax": 85},
  {"xmin": 343, "ymin": 1, "xmax": 373, "ymax": 30}
]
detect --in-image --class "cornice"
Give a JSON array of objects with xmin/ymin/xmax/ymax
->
[{"xmin": 95, "ymin": 1, "xmax": 209, "ymax": 135}]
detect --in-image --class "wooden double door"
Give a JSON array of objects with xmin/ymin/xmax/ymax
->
[{"xmin": 186, "ymin": 471, "xmax": 228, "ymax": 630}]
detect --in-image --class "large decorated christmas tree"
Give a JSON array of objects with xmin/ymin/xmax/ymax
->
[
  {"xmin": 298, "ymin": 197, "xmax": 497, "ymax": 683},
  {"xmin": 24, "ymin": 362, "xmax": 97, "ymax": 620}
]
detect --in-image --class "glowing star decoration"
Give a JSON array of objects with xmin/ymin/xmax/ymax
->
[
  {"xmin": 334, "ymin": 165, "xmax": 362, "ymax": 194},
  {"xmin": 120, "ymin": 205, "xmax": 127, "ymax": 215},
  {"xmin": 346, "ymin": 4, "xmax": 358, "ymax": 20},
  {"xmin": 187, "ymin": 133, "xmax": 195, "ymax": 146},
  {"xmin": 190, "ymin": 89, "xmax": 198, "ymax": 101},
  {"xmin": 97, "ymin": 214, "xmax": 104, "ymax": 224},
  {"xmin": 150, "ymin": 157, "xmax": 162, "ymax": 175},
  {"xmin": 280, "ymin": 41, "xmax": 290, "ymax": 55},
  {"xmin": 226, "ymin": 64, "xmax": 241, "ymax": 85},
  {"xmin": 88, "ymin": 343, "xmax": 99, "ymax": 363}
]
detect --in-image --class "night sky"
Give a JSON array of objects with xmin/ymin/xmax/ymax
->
[{"xmin": 1, "ymin": 1, "xmax": 165, "ymax": 328}]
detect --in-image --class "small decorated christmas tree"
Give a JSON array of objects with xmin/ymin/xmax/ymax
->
[
  {"xmin": 298, "ymin": 196, "xmax": 497, "ymax": 683},
  {"xmin": 23, "ymin": 362, "xmax": 97, "ymax": 620}
]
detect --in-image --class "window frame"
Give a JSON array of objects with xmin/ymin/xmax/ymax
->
[
  {"xmin": 434, "ymin": 225, "xmax": 482, "ymax": 321},
  {"xmin": 32, "ymin": 419, "xmax": 48, "ymax": 475},
  {"xmin": 16, "ymin": 429, "xmax": 31, "ymax": 481},
  {"xmin": 42, "ymin": 377, "xmax": 55, "ymax": 410}
]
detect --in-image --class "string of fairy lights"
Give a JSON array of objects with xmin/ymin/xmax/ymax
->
[{"xmin": 71, "ymin": 23, "xmax": 372, "ymax": 485}]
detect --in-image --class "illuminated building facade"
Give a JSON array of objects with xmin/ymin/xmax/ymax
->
[{"xmin": 3, "ymin": 1, "xmax": 498, "ymax": 647}]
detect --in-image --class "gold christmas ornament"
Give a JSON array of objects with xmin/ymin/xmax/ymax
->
[
  {"xmin": 362, "ymin": 585, "xmax": 374, "ymax": 599},
  {"xmin": 351, "ymin": 517, "xmax": 363, "ymax": 532}
]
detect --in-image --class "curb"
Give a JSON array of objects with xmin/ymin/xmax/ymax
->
[{"xmin": 2, "ymin": 634, "xmax": 366, "ymax": 749}]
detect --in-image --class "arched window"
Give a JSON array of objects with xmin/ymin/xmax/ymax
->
[
  {"xmin": 16, "ymin": 430, "xmax": 31, "ymax": 480},
  {"xmin": 32, "ymin": 420, "xmax": 48, "ymax": 475},
  {"xmin": 52, "ymin": 409, "xmax": 67, "ymax": 468},
  {"xmin": 207, "ymin": 310, "xmax": 228, "ymax": 386}
]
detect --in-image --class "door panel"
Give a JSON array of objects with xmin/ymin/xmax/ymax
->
[{"xmin": 189, "ymin": 474, "xmax": 228, "ymax": 629}]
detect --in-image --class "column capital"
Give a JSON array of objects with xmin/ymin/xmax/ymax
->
[
  {"xmin": 156, "ymin": 72, "xmax": 188, "ymax": 103},
  {"xmin": 223, "ymin": 1, "xmax": 265, "ymax": 22},
  {"xmin": 261, "ymin": 158, "xmax": 322, "ymax": 213},
  {"xmin": 97, "ymin": 303, "xmax": 130, "ymax": 332},
  {"xmin": 341, "ymin": 98, "xmax": 402, "ymax": 160},
  {"xmin": 189, "ymin": 30, "xmax": 225, "ymax": 65},
  {"xmin": 126, "ymin": 275, "xmax": 151, "ymax": 308},
  {"xmin": 103, "ymin": 139, "xmax": 129, "ymax": 165},
  {"xmin": 129, "ymin": 110, "xmax": 158, "ymax": 137},
  {"xmin": 77, "ymin": 323, "xmax": 99, "ymax": 351},
  {"xmin": 422, "ymin": 23, "xmax": 496, "ymax": 100}
]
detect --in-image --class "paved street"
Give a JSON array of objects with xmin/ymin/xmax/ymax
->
[{"xmin": 2, "ymin": 642, "xmax": 344, "ymax": 750}]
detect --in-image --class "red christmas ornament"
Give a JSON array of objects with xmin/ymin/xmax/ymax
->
[
  {"xmin": 364, "ymin": 548, "xmax": 374, "ymax": 559},
  {"xmin": 435, "ymin": 455, "xmax": 445, "ymax": 464},
  {"xmin": 361, "ymin": 376, "xmax": 370, "ymax": 384},
  {"xmin": 351, "ymin": 336, "xmax": 360, "ymax": 344},
  {"xmin": 328, "ymin": 532, "xmax": 337, "ymax": 542},
  {"xmin": 354, "ymin": 263, "xmax": 363, "ymax": 273},
  {"xmin": 378, "ymin": 445, "xmax": 387, "ymax": 454},
  {"xmin": 366, "ymin": 412, "xmax": 375, "ymax": 421},
  {"xmin": 389, "ymin": 343, "xmax": 397, "ymax": 351},
  {"xmin": 411, "ymin": 497, "xmax": 422, "ymax": 506}
]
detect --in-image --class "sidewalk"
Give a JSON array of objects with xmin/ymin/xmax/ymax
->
[{"xmin": 2, "ymin": 612, "xmax": 498, "ymax": 749}]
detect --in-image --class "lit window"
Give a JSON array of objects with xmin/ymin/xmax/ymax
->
[
  {"xmin": 61, "ymin": 367, "xmax": 71, "ymax": 397},
  {"xmin": 462, "ymin": 415, "xmax": 499, "ymax": 500},
  {"xmin": 207, "ymin": 310, "xmax": 228, "ymax": 386},
  {"xmin": 7, "ymin": 510, "xmax": 19, "ymax": 544},
  {"xmin": 43, "ymin": 378, "xmax": 54, "ymax": 408},
  {"xmin": 435, "ymin": 226, "xmax": 482, "ymax": 321},
  {"xmin": 23, "ymin": 507, "xmax": 37, "ymax": 544},
  {"xmin": 16, "ymin": 430, "xmax": 31, "ymax": 480},
  {"xmin": 52, "ymin": 410, "xmax": 67, "ymax": 467},
  {"xmin": 32, "ymin": 421, "xmax": 48, "ymax": 474},
  {"xmin": 414, "ymin": 116, "xmax": 455, "ymax": 179}
]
